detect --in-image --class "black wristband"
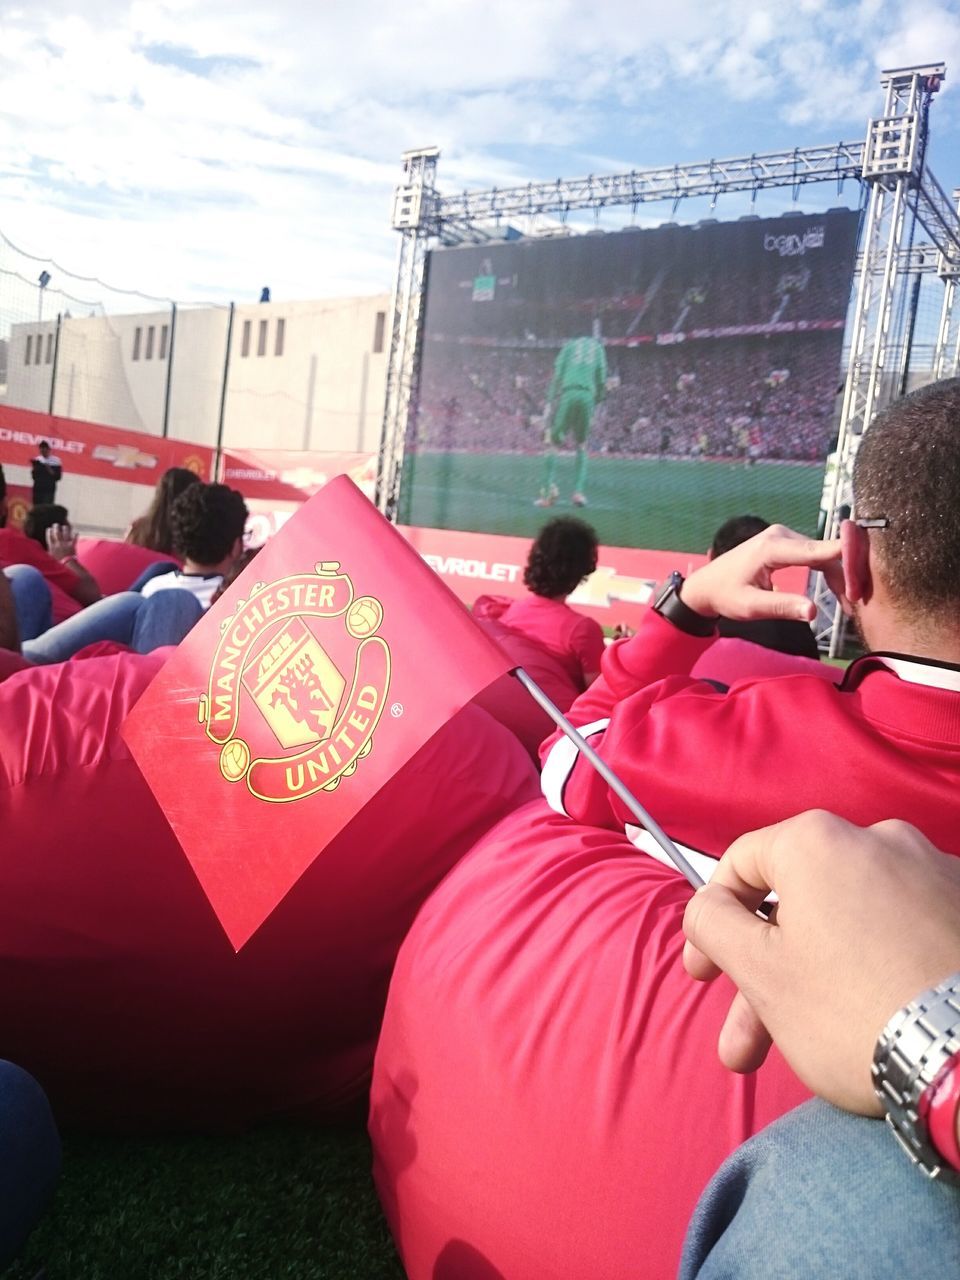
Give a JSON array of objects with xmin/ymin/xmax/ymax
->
[{"xmin": 652, "ymin": 572, "xmax": 718, "ymax": 638}]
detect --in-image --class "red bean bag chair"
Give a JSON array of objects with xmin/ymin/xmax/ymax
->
[
  {"xmin": 369, "ymin": 800, "xmax": 810, "ymax": 1280},
  {"xmin": 692, "ymin": 637, "xmax": 841, "ymax": 688},
  {"xmin": 471, "ymin": 597, "xmax": 584, "ymax": 760},
  {"xmin": 0, "ymin": 652, "xmax": 538, "ymax": 1129},
  {"xmin": 75, "ymin": 537, "xmax": 177, "ymax": 596}
]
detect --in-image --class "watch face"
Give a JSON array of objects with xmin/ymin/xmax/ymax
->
[{"xmin": 654, "ymin": 571, "xmax": 683, "ymax": 610}]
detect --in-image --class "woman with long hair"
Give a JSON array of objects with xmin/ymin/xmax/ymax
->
[{"xmin": 126, "ymin": 467, "xmax": 201, "ymax": 554}]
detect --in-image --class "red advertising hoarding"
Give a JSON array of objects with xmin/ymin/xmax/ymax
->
[
  {"xmin": 0, "ymin": 406, "xmax": 215, "ymax": 484},
  {"xmin": 400, "ymin": 525, "xmax": 810, "ymax": 632}
]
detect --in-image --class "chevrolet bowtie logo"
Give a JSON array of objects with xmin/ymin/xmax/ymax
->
[
  {"xmin": 91, "ymin": 444, "xmax": 159, "ymax": 470},
  {"xmin": 568, "ymin": 566, "xmax": 656, "ymax": 609}
]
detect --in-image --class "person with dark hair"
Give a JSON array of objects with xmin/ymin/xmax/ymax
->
[
  {"xmin": 140, "ymin": 483, "xmax": 248, "ymax": 608},
  {"xmin": 709, "ymin": 513, "xmax": 820, "ymax": 659},
  {"xmin": 471, "ymin": 517, "xmax": 604, "ymax": 756},
  {"xmin": 30, "ymin": 441, "xmax": 62, "ymax": 506},
  {"xmin": 23, "ymin": 504, "xmax": 69, "ymax": 549},
  {"xmin": 126, "ymin": 467, "xmax": 202, "ymax": 554},
  {"xmin": 0, "ymin": 491, "xmax": 100, "ymax": 632},
  {"xmin": 488, "ymin": 516, "xmax": 604, "ymax": 690}
]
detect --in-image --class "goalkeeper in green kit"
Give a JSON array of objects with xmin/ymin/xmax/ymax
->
[{"xmin": 535, "ymin": 325, "xmax": 608, "ymax": 508}]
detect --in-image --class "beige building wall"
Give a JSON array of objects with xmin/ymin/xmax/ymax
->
[
  {"xmin": 2, "ymin": 293, "xmax": 390, "ymax": 454},
  {"xmin": 1, "ymin": 294, "xmax": 390, "ymax": 534}
]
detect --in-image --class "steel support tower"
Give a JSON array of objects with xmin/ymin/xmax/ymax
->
[{"xmin": 378, "ymin": 65, "xmax": 960, "ymax": 650}]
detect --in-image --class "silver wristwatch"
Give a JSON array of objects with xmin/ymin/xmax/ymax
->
[{"xmin": 872, "ymin": 972, "xmax": 960, "ymax": 1179}]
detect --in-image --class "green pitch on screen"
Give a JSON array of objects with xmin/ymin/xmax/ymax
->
[{"xmin": 399, "ymin": 453, "xmax": 824, "ymax": 552}]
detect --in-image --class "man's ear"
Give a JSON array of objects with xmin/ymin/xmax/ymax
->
[{"xmin": 840, "ymin": 519, "xmax": 872, "ymax": 606}]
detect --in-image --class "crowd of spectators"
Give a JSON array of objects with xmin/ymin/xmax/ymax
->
[
  {"xmin": 0, "ymin": 465, "xmax": 248, "ymax": 672},
  {"xmin": 415, "ymin": 333, "xmax": 841, "ymax": 463}
]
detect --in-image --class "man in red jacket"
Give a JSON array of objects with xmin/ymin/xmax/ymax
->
[{"xmin": 370, "ymin": 378, "xmax": 960, "ymax": 1280}]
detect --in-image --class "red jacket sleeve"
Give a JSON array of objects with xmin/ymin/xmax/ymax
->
[{"xmin": 539, "ymin": 609, "xmax": 718, "ymax": 828}]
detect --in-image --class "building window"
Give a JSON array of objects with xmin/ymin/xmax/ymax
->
[
  {"xmin": 373, "ymin": 310, "xmax": 386, "ymax": 354},
  {"xmin": 25, "ymin": 335, "xmax": 32, "ymax": 365},
  {"xmin": 275, "ymin": 317, "xmax": 285, "ymax": 357},
  {"xmin": 35, "ymin": 337, "xmax": 42, "ymax": 365},
  {"xmin": 145, "ymin": 325, "xmax": 155, "ymax": 360},
  {"xmin": 257, "ymin": 319, "xmax": 268, "ymax": 357},
  {"xmin": 241, "ymin": 320, "xmax": 251, "ymax": 357},
  {"xmin": 133, "ymin": 327, "xmax": 141, "ymax": 361},
  {"xmin": 45, "ymin": 333, "xmax": 53, "ymax": 364},
  {"xmin": 159, "ymin": 324, "xmax": 168, "ymax": 361}
]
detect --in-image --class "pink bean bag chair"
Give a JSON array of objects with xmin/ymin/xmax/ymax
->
[
  {"xmin": 75, "ymin": 537, "xmax": 176, "ymax": 596},
  {"xmin": 369, "ymin": 801, "xmax": 810, "ymax": 1280},
  {"xmin": 0, "ymin": 651, "xmax": 538, "ymax": 1129},
  {"xmin": 692, "ymin": 636, "xmax": 841, "ymax": 688}
]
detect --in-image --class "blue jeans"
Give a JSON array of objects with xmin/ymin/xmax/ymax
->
[
  {"xmin": 3, "ymin": 565, "xmax": 54, "ymax": 641},
  {"xmin": 22, "ymin": 589, "xmax": 204, "ymax": 664},
  {"xmin": 680, "ymin": 1099, "xmax": 960, "ymax": 1278},
  {"xmin": 0, "ymin": 1061, "xmax": 60, "ymax": 1268}
]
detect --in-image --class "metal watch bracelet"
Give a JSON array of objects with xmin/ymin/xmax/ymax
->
[{"xmin": 872, "ymin": 972, "xmax": 960, "ymax": 1179}]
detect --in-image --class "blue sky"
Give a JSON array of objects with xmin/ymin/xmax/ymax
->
[{"xmin": 0, "ymin": 0, "xmax": 958, "ymax": 315}]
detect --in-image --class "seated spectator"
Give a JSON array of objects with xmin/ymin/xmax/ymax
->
[
  {"xmin": 12, "ymin": 483, "xmax": 246, "ymax": 665},
  {"xmin": 710, "ymin": 513, "xmax": 820, "ymax": 659},
  {"xmin": 22, "ymin": 503, "xmax": 69, "ymax": 549},
  {"xmin": 681, "ymin": 812, "xmax": 960, "ymax": 1277},
  {"xmin": 478, "ymin": 516, "xmax": 604, "ymax": 690},
  {"xmin": 140, "ymin": 482, "xmax": 248, "ymax": 608},
  {"xmin": 0, "ymin": 479, "xmax": 100, "ymax": 627},
  {"xmin": 472, "ymin": 517, "xmax": 605, "ymax": 757},
  {"xmin": 126, "ymin": 466, "xmax": 202, "ymax": 554}
]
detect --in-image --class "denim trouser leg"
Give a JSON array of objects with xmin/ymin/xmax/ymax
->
[
  {"xmin": 130, "ymin": 590, "xmax": 203, "ymax": 652},
  {"xmin": 21, "ymin": 591, "xmax": 143, "ymax": 664},
  {"xmin": 3, "ymin": 565, "xmax": 53, "ymax": 641},
  {"xmin": 21, "ymin": 589, "xmax": 204, "ymax": 664},
  {"xmin": 680, "ymin": 1098, "xmax": 960, "ymax": 1280},
  {"xmin": 0, "ymin": 1061, "xmax": 61, "ymax": 1268}
]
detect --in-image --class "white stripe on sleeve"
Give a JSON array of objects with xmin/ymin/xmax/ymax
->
[{"xmin": 540, "ymin": 718, "xmax": 611, "ymax": 817}]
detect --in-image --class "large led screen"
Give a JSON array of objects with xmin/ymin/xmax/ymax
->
[{"xmin": 398, "ymin": 208, "xmax": 860, "ymax": 552}]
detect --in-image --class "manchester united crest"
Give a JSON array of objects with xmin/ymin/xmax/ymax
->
[{"xmin": 197, "ymin": 561, "xmax": 391, "ymax": 803}]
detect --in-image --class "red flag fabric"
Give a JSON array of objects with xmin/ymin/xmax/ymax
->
[{"xmin": 122, "ymin": 477, "xmax": 514, "ymax": 949}]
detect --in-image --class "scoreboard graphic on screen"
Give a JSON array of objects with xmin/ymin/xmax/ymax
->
[{"xmin": 398, "ymin": 209, "xmax": 860, "ymax": 553}]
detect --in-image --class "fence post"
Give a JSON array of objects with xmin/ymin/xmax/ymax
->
[
  {"xmin": 214, "ymin": 302, "xmax": 235, "ymax": 480},
  {"xmin": 48, "ymin": 313, "xmax": 62, "ymax": 415},
  {"xmin": 162, "ymin": 301, "xmax": 177, "ymax": 438}
]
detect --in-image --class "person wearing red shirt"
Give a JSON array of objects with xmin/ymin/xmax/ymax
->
[
  {"xmin": 370, "ymin": 378, "xmax": 960, "ymax": 1280},
  {"xmin": 0, "ymin": 486, "xmax": 99, "ymax": 630},
  {"xmin": 473, "ymin": 516, "xmax": 605, "ymax": 755}
]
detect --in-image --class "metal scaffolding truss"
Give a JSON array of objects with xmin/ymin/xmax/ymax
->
[
  {"xmin": 428, "ymin": 143, "xmax": 866, "ymax": 231},
  {"xmin": 378, "ymin": 64, "xmax": 959, "ymax": 654}
]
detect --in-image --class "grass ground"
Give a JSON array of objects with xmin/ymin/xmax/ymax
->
[
  {"xmin": 399, "ymin": 452, "xmax": 824, "ymax": 551},
  {"xmin": 7, "ymin": 1123, "xmax": 403, "ymax": 1280}
]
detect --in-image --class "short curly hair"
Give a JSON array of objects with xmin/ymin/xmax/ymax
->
[
  {"xmin": 170, "ymin": 483, "xmax": 248, "ymax": 566},
  {"xmin": 524, "ymin": 516, "xmax": 599, "ymax": 598},
  {"xmin": 853, "ymin": 377, "xmax": 960, "ymax": 615}
]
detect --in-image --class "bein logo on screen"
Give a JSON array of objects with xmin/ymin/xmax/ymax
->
[{"xmin": 763, "ymin": 226, "xmax": 825, "ymax": 257}]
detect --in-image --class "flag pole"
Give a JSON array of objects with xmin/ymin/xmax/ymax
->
[{"xmin": 513, "ymin": 667, "xmax": 705, "ymax": 890}]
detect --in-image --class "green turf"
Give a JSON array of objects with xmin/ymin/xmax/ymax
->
[
  {"xmin": 399, "ymin": 451, "xmax": 825, "ymax": 551},
  {"xmin": 7, "ymin": 1124, "xmax": 404, "ymax": 1280}
]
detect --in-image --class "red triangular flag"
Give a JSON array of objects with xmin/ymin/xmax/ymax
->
[{"xmin": 122, "ymin": 477, "xmax": 513, "ymax": 949}]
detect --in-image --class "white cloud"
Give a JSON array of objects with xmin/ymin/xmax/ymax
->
[{"xmin": 0, "ymin": 0, "xmax": 957, "ymax": 313}]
